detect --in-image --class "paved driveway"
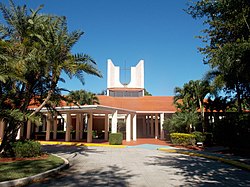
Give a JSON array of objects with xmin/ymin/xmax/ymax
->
[{"xmin": 28, "ymin": 145, "xmax": 250, "ymax": 187}]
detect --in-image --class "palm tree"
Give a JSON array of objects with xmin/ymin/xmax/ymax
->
[
  {"xmin": 68, "ymin": 90, "xmax": 99, "ymax": 105},
  {"xmin": 29, "ymin": 14, "xmax": 102, "ymax": 116},
  {"xmin": 0, "ymin": 1, "xmax": 102, "ymax": 156},
  {"xmin": 174, "ymin": 79, "xmax": 211, "ymax": 132},
  {"xmin": 68, "ymin": 89, "xmax": 99, "ymax": 132},
  {"xmin": 164, "ymin": 111, "xmax": 199, "ymax": 133}
]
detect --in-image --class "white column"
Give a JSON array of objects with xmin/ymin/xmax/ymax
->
[
  {"xmin": 75, "ymin": 114, "xmax": 80, "ymax": 141},
  {"xmin": 53, "ymin": 115, "xmax": 57, "ymax": 140},
  {"xmin": 63, "ymin": 114, "xmax": 67, "ymax": 131},
  {"xmin": 150, "ymin": 114, "xmax": 154, "ymax": 137},
  {"xmin": 126, "ymin": 113, "xmax": 131, "ymax": 142},
  {"xmin": 26, "ymin": 120, "xmax": 31, "ymax": 139},
  {"xmin": 0, "ymin": 119, "xmax": 5, "ymax": 140},
  {"xmin": 155, "ymin": 114, "xmax": 159, "ymax": 139},
  {"xmin": 46, "ymin": 115, "xmax": 51, "ymax": 141},
  {"xmin": 160, "ymin": 113, "xmax": 165, "ymax": 140},
  {"xmin": 87, "ymin": 113, "xmax": 93, "ymax": 143},
  {"xmin": 65, "ymin": 113, "xmax": 71, "ymax": 142},
  {"xmin": 111, "ymin": 110, "xmax": 118, "ymax": 133},
  {"xmin": 16, "ymin": 128, "xmax": 21, "ymax": 140},
  {"xmin": 104, "ymin": 113, "xmax": 109, "ymax": 141},
  {"xmin": 84, "ymin": 114, "xmax": 88, "ymax": 131},
  {"xmin": 132, "ymin": 114, "xmax": 137, "ymax": 141}
]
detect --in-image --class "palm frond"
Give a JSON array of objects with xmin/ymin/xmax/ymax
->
[
  {"xmin": 30, "ymin": 4, "xmax": 44, "ymax": 19},
  {"xmin": 0, "ymin": 1, "xmax": 12, "ymax": 25}
]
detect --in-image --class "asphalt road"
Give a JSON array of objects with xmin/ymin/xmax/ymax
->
[{"xmin": 27, "ymin": 145, "xmax": 250, "ymax": 187}]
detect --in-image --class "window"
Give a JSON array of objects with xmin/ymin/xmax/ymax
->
[{"xmin": 109, "ymin": 90, "xmax": 143, "ymax": 97}]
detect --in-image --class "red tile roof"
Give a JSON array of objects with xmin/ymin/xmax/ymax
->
[
  {"xmin": 28, "ymin": 95, "xmax": 176, "ymax": 113},
  {"xmin": 97, "ymin": 95, "xmax": 176, "ymax": 113},
  {"xmin": 28, "ymin": 98, "xmax": 75, "ymax": 109}
]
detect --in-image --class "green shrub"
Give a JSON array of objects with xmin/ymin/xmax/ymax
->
[
  {"xmin": 192, "ymin": 131, "xmax": 206, "ymax": 143},
  {"xmin": 170, "ymin": 133, "xmax": 196, "ymax": 146},
  {"xmin": 109, "ymin": 133, "xmax": 123, "ymax": 145},
  {"xmin": 12, "ymin": 140, "xmax": 42, "ymax": 158},
  {"xmin": 204, "ymin": 132, "xmax": 213, "ymax": 146}
]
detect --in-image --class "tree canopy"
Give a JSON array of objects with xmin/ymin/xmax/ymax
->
[
  {"xmin": 144, "ymin": 89, "xmax": 152, "ymax": 96},
  {"xmin": 174, "ymin": 79, "xmax": 211, "ymax": 114},
  {"xmin": 163, "ymin": 111, "xmax": 199, "ymax": 133},
  {"xmin": 68, "ymin": 90, "xmax": 100, "ymax": 105},
  {"xmin": 186, "ymin": 0, "xmax": 250, "ymax": 112},
  {"xmin": 172, "ymin": 79, "xmax": 211, "ymax": 132},
  {"xmin": 0, "ymin": 0, "xmax": 101, "ymax": 156}
]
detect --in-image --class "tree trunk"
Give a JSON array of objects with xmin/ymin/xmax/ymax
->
[
  {"xmin": 29, "ymin": 90, "xmax": 53, "ymax": 117},
  {"xmin": 236, "ymin": 84, "xmax": 242, "ymax": 113},
  {"xmin": 199, "ymin": 99, "xmax": 205, "ymax": 132},
  {"xmin": 0, "ymin": 121, "xmax": 21, "ymax": 157}
]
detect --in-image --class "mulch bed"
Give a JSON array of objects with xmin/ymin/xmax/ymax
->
[{"xmin": 0, "ymin": 154, "xmax": 49, "ymax": 163}]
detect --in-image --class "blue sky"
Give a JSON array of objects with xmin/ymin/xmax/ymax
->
[{"xmin": 1, "ymin": 0, "xmax": 210, "ymax": 96}]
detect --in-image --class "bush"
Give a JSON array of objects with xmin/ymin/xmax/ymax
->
[
  {"xmin": 192, "ymin": 131, "xmax": 206, "ymax": 143},
  {"xmin": 12, "ymin": 140, "xmax": 42, "ymax": 158},
  {"xmin": 163, "ymin": 116, "xmax": 187, "ymax": 133},
  {"xmin": 170, "ymin": 133, "xmax": 196, "ymax": 146},
  {"xmin": 109, "ymin": 133, "xmax": 123, "ymax": 145}
]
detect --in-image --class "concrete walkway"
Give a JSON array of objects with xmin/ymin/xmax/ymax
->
[{"xmin": 27, "ymin": 145, "xmax": 250, "ymax": 187}]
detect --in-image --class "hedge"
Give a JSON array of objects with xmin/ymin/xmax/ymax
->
[
  {"xmin": 12, "ymin": 140, "xmax": 42, "ymax": 158},
  {"xmin": 191, "ymin": 131, "xmax": 206, "ymax": 143},
  {"xmin": 170, "ymin": 133, "xmax": 196, "ymax": 146},
  {"xmin": 109, "ymin": 133, "xmax": 123, "ymax": 145}
]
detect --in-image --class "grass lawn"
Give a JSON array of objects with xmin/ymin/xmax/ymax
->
[{"xmin": 0, "ymin": 154, "xmax": 64, "ymax": 182}]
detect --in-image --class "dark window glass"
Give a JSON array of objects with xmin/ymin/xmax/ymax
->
[{"xmin": 109, "ymin": 90, "xmax": 143, "ymax": 97}]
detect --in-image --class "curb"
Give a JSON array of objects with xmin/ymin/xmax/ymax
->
[
  {"xmin": 38, "ymin": 141, "xmax": 127, "ymax": 148},
  {"xmin": 0, "ymin": 154, "xmax": 69, "ymax": 187},
  {"xmin": 158, "ymin": 148, "xmax": 250, "ymax": 172}
]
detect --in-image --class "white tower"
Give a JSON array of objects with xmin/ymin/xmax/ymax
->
[{"xmin": 107, "ymin": 59, "xmax": 145, "ymax": 97}]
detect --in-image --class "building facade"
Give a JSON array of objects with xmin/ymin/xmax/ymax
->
[{"xmin": 0, "ymin": 59, "xmax": 176, "ymax": 143}]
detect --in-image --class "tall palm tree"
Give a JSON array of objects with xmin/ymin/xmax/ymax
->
[{"xmin": 0, "ymin": 1, "xmax": 101, "ymax": 156}]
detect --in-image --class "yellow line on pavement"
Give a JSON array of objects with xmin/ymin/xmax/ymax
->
[
  {"xmin": 38, "ymin": 141, "xmax": 126, "ymax": 148},
  {"xmin": 158, "ymin": 148, "xmax": 250, "ymax": 171}
]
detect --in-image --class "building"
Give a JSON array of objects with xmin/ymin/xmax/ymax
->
[{"xmin": 0, "ymin": 59, "xmax": 176, "ymax": 143}]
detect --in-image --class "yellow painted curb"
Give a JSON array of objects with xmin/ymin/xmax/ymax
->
[
  {"xmin": 158, "ymin": 148, "xmax": 178, "ymax": 153},
  {"xmin": 158, "ymin": 148, "xmax": 250, "ymax": 171},
  {"xmin": 37, "ymin": 141, "xmax": 126, "ymax": 148}
]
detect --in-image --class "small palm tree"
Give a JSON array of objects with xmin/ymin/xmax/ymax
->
[
  {"xmin": 68, "ymin": 90, "xmax": 99, "ymax": 105},
  {"xmin": 164, "ymin": 111, "xmax": 199, "ymax": 133},
  {"xmin": 174, "ymin": 79, "xmax": 211, "ymax": 132}
]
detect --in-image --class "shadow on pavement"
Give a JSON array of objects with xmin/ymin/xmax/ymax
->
[
  {"xmin": 27, "ymin": 165, "xmax": 135, "ymax": 187},
  {"xmin": 145, "ymin": 153, "xmax": 250, "ymax": 186},
  {"xmin": 42, "ymin": 145, "xmax": 105, "ymax": 157}
]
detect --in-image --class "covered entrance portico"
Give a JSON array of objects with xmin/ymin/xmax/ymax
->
[
  {"xmin": 28, "ymin": 105, "xmax": 137, "ymax": 143},
  {"xmin": 0, "ymin": 106, "xmax": 173, "ymax": 143}
]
